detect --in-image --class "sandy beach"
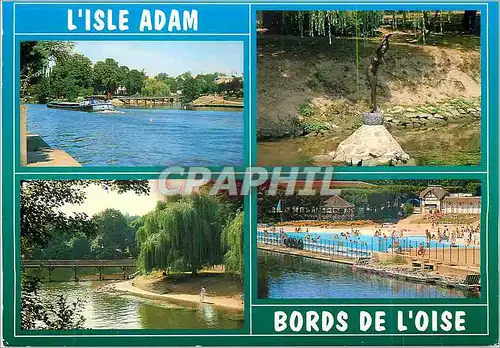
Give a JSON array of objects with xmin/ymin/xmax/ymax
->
[
  {"xmin": 110, "ymin": 274, "xmax": 244, "ymax": 313},
  {"xmin": 259, "ymin": 214, "xmax": 480, "ymax": 240}
]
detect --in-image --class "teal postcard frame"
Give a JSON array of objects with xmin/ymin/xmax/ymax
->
[{"xmin": 2, "ymin": 0, "xmax": 499, "ymax": 346}]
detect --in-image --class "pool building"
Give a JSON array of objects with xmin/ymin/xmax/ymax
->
[{"xmin": 419, "ymin": 186, "xmax": 481, "ymax": 215}]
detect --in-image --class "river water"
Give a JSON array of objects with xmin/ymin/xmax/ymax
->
[
  {"xmin": 40, "ymin": 281, "xmax": 243, "ymax": 330},
  {"xmin": 258, "ymin": 250, "xmax": 471, "ymax": 299},
  {"xmin": 26, "ymin": 104, "xmax": 244, "ymax": 166},
  {"xmin": 257, "ymin": 122, "xmax": 480, "ymax": 166}
]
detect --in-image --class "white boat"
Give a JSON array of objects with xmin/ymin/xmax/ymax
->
[{"xmin": 48, "ymin": 98, "xmax": 115, "ymax": 112}]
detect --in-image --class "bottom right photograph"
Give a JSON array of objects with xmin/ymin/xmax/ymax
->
[{"xmin": 257, "ymin": 180, "xmax": 482, "ymax": 299}]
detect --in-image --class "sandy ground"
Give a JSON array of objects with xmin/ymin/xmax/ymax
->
[
  {"xmin": 112, "ymin": 272, "xmax": 244, "ymax": 313},
  {"xmin": 259, "ymin": 214, "xmax": 480, "ymax": 245}
]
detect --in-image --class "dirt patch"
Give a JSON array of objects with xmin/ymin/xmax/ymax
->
[{"xmin": 257, "ymin": 35, "xmax": 480, "ymax": 140}]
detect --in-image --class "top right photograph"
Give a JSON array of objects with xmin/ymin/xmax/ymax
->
[{"xmin": 257, "ymin": 10, "xmax": 481, "ymax": 167}]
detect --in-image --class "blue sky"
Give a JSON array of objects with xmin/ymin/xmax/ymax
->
[{"xmin": 73, "ymin": 41, "xmax": 243, "ymax": 77}]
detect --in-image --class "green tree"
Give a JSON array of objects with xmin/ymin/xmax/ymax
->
[
  {"xmin": 465, "ymin": 182, "xmax": 481, "ymax": 196},
  {"xmin": 49, "ymin": 53, "xmax": 93, "ymax": 101},
  {"xmin": 178, "ymin": 72, "xmax": 201, "ymax": 104},
  {"xmin": 136, "ymin": 194, "xmax": 225, "ymax": 275},
  {"xmin": 20, "ymin": 180, "xmax": 149, "ymax": 255},
  {"xmin": 221, "ymin": 212, "xmax": 244, "ymax": 277},
  {"xmin": 92, "ymin": 58, "xmax": 122, "ymax": 95},
  {"xmin": 260, "ymin": 11, "xmax": 383, "ymax": 39},
  {"xmin": 30, "ymin": 75, "xmax": 52, "ymax": 103},
  {"xmin": 20, "ymin": 41, "xmax": 74, "ymax": 98},
  {"xmin": 33, "ymin": 229, "xmax": 72, "ymax": 260},
  {"xmin": 156, "ymin": 73, "xmax": 179, "ymax": 94},
  {"xmin": 126, "ymin": 69, "xmax": 147, "ymax": 95},
  {"xmin": 403, "ymin": 203, "xmax": 415, "ymax": 216},
  {"xmin": 196, "ymin": 72, "xmax": 218, "ymax": 95},
  {"xmin": 119, "ymin": 65, "xmax": 129, "ymax": 86},
  {"xmin": 91, "ymin": 209, "xmax": 134, "ymax": 259},
  {"xmin": 67, "ymin": 232, "xmax": 92, "ymax": 259},
  {"xmin": 141, "ymin": 77, "xmax": 171, "ymax": 97}
]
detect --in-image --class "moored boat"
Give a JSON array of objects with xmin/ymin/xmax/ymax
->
[{"xmin": 47, "ymin": 99, "xmax": 115, "ymax": 112}]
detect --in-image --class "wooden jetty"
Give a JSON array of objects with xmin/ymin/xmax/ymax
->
[{"xmin": 21, "ymin": 259, "xmax": 137, "ymax": 281}]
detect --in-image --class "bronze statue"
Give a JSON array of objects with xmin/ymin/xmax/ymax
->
[{"xmin": 366, "ymin": 33, "xmax": 393, "ymax": 113}]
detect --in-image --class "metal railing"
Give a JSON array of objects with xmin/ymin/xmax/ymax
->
[
  {"xmin": 257, "ymin": 234, "xmax": 372, "ymax": 258},
  {"xmin": 257, "ymin": 232, "xmax": 480, "ymax": 266}
]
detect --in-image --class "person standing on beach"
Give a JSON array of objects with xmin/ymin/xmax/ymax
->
[{"xmin": 200, "ymin": 285, "xmax": 206, "ymax": 303}]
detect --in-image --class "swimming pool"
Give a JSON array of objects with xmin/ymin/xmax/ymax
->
[{"xmin": 257, "ymin": 230, "xmax": 466, "ymax": 253}]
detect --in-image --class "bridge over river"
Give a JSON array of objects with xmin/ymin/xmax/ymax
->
[
  {"xmin": 116, "ymin": 96, "xmax": 180, "ymax": 106},
  {"xmin": 21, "ymin": 259, "xmax": 137, "ymax": 281}
]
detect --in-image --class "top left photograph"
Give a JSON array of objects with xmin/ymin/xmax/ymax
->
[{"xmin": 20, "ymin": 40, "xmax": 245, "ymax": 167}]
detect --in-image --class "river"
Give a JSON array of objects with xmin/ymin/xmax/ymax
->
[
  {"xmin": 40, "ymin": 281, "xmax": 243, "ymax": 329},
  {"xmin": 258, "ymin": 250, "xmax": 472, "ymax": 299},
  {"xmin": 26, "ymin": 104, "xmax": 244, "ymax": 166},
  {"xmin": 257, "ymin": 122, "xmax": 480, "ymax": 166}
]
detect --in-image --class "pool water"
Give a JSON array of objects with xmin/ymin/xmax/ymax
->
[{"xmin": 257, "ymin": 230, "xmax": 466, "ymax": 253}]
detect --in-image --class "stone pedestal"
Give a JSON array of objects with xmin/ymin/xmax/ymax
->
[
  {"xmin": 363, "ymin": 111, "xmax": 384, "ymax": 125},
  {"xmin": 329, "ymin": 124, "xmax": 412, "ymax": 166}
]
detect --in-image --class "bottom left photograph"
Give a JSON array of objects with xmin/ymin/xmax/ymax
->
[{"xmin": 19, "ymin": 179, "xmax": 244, "ymax": 330}]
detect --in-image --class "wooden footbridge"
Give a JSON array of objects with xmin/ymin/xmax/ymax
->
[
  {"xmin": 21, "ymin": 259, "xmax": 137, "ymax": 281},
  {"xmin": 116, "ymin": 96, "xmax": 180, "ymax": 106}
]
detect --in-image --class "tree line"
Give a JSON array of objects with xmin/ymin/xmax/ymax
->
[
  {"xmin": 258, "ymin": 180, "xmax": 481, "ymax": 222},
  {"xmin": 258, "ymin": 10, "xmax": 479, "ymax": 43},
  {"xmin": 29, "ymin": 208, "xmax": 139, "ymax": 261},
  {"xmin": 21, "ymin": 41, "xmax": 243, "ymax": 104}
]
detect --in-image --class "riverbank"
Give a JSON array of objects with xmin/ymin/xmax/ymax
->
[
  {"xmin": 25, "ymin": 133, "xmax": 81, "ymax": 167},
  {"xmin": 108, "ymin": 272, "xmax": 244, "ymax": 313},
  {"xmin": 190, "ymin": 95, "xmax": 243, "ymax": 109},
  {"xmin": 21, "ymin": 104, "xmax": 81, "ymax": 167}
]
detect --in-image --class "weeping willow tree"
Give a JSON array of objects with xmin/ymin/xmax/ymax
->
[
  {"xmin": 221, "ymin": 212, "xmax": 244, "ymax": 277},
  {"xmin": 136, "ymin": 194, "xmax": 225, "ymax": 275},
  {"xmin": 259, "ymin": 10, "xmax": 478, "ymax": 44},
  {"xmin": 261, "ymin": 11, "xmax": 384, "ymax": 43}
]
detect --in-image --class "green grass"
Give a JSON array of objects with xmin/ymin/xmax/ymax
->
[
  {"xmin": 298, "ymin": 101, "xmax": 314, "ymax": 117},
  {"xmin": 378, "ymin": 255, "xmax": 408, "ymax": 265},
  {"xmin": 303, "ymin": 121, "xmax": 329, "ymax": 133}
]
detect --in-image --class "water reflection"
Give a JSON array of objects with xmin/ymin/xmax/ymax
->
[
  {"xmin": 40, "ymin": 281, "xmax": 243, "ymax": 330},
  {"xmin": 257, "ymin": 122, "xmax": 480, "ymax": 166},
  {"xmin": 258, "ymin": 250, "xmax": 469, "ymax": 299},
  {"xmin": 26, "ymin": 103, "xmax": 244, "ymax": 166}
]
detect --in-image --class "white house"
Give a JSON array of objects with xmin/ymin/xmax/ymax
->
[{"xmin": 419, "ymin": 186, "xmax": 481, "ymax": 214}]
